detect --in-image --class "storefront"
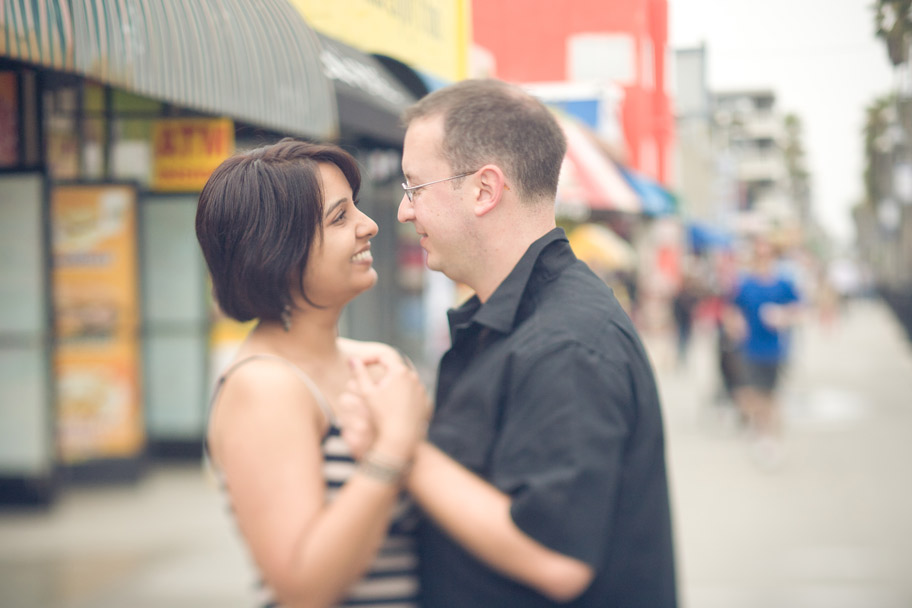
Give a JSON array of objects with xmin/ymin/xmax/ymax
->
[{"xmin": 0, "ymin": 0, "xmax": 419, "ymax": 502}]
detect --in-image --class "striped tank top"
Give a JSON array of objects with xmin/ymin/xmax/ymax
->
[{"xmin": 206, "ymin": 354, "xmax": 420, "ymax": 608}]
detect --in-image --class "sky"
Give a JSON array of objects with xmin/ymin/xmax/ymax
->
[{"xmin": 668, "ymin": 0, "xmax": 896, "ymax": 244}]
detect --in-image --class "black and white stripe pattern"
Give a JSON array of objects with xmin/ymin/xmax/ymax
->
[
  {"xmin": 206, "ymin": 355, "xmax": 420, "ymax": 608},
  {"xmin": 319, "ymin": 425, "xmax": 420, "ymax": 607}
]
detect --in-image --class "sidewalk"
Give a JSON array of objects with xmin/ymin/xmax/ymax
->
[
  {"xmin": 0, "ymin": 464, "xmax": 257, "ymax": 608},
  {"xmin": 0, "ymin": 298, "xmax": 910, "ymax": 607},
  {"xmin": 655, "ymin": 298, "xmax": 912, "ymax": 608}
]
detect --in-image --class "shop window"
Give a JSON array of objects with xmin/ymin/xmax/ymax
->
[
  {"xmin": 112, "ymin": 90, "xmax": 161, "ymax": 115},
  {"xmin": 82, "ymin": 118, "xmax": 106, "ymax": 180},
  {"xmin": 44, "ymin": 84, "xmax": 80, "ymax": 180},
  {"xmin": 112, "ymin": 118, "xmax": 153, "ymax": 185}
]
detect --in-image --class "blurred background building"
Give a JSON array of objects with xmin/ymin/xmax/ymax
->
[
  {"xmin": 0, "ymin": 0, "xmax": 470, "ymax": 504},
  {"xmin": 0, "ymin": 0, "xmax": 882, "ymax": 508}
]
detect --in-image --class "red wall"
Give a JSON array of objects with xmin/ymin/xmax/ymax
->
[{"xmin": 473, "ymin": 0, "xmax": 673, "ymax": 184}]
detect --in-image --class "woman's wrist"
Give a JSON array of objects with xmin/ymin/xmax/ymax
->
[{"xmin": 358, "ymin": 449, "xmax": 412, "ymax": 485}]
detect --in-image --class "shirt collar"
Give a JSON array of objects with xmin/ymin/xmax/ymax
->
[{"xmin": 448, "ymin": 227, "xmax": 572, "ymax": 339}]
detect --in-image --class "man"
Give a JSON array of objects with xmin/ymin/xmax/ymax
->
[
  {"xmin": 724, "ymin": 235, "xmax": 801, "ymax": 466},
  {"xmin": 350, "ymin": 79, "xmax": 677, "ymax": 607}
]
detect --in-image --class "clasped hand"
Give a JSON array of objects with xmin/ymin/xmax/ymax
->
[{"xmin": 337, "ymin": 349, "xmax": 430, "ymax": 465}]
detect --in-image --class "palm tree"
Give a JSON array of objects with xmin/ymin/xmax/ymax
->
[
  {"xmin": 863, "ymin": 95, "xmax": 895, "ymax": 207},
  {"xmin": 874, "ymin": 0, "xmax": 912, "ymax": 65},
  {"xmin": 782, "ymin": 114, "xmax": 811, "ymax": 222}
]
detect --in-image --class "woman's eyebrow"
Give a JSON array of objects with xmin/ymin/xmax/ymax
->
[{"xmin": 324, "ymin": 197, "xmax": 348, "ymax": 218}]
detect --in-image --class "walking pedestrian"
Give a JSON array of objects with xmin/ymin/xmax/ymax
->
[{"xmin": 725, "ymin": 235, "xmax": 802, "ymax": 466}]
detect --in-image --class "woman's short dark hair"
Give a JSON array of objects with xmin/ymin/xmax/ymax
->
[{"xmin": 195, "ymin": 138, "xmax": 361, "ymax": 323}]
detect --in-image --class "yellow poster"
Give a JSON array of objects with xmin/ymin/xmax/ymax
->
[
  {"xmin": 152, "ymin": 118, "xmax": 234, "ymax": 192},
  {"xmin": 51, "ymin": 184, "xmax": 144, "ymax": 464}
]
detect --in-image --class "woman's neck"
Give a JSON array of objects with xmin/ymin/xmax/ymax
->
[{"xmin": 248, "ymin": 305, "xmax": 343, "ymax": 363}]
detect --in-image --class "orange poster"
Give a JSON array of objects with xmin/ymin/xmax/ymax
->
[
  {"xmin": 55, "ymin": 340, "xmax": 143, "ymax": 463},
  {"xmin": 51, "ymin": 185, "xmax": 143, "ymax": 464}
]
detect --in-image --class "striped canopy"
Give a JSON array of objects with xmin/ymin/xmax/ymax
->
[{"xmin": 0, "ymin": 0, "xmax": 338, "ymax": 140}]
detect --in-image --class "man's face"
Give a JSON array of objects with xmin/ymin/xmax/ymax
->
[{"xmin": 399, "ymin": 115, "xmax": 474, "ymax": 281}]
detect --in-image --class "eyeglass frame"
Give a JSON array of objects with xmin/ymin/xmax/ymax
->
[{"xmin": 401, "ymin": 170, "xmax": 478, "ymax": 202}]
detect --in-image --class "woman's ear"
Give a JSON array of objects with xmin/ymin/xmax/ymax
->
[{"xmin": 473, "ymin": 165, "xmax": 508, "ymax": 217}]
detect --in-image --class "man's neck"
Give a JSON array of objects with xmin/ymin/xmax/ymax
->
[{"xmin": 472, "ymin": 220, "xmax": 556, "ymax": 302}]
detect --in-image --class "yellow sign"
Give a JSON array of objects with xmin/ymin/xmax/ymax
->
[
  {"xmin": 51, "ymin": 184, "xmax": 144, "ymax": 464},
  {"xmin": 290, "ymin": 0, "xmax": 471, "ymax": 82},
  {"xmin": 152, "ymin": 118, "xmax": 234, "ymax": 192}
]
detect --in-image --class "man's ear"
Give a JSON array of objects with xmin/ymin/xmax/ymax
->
[{"xmin": 473, "ymin": 165, "xmax": 508, "ymax": 217}]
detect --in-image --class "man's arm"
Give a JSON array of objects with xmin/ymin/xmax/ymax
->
[
  {"xmin": 406, "ymin": 441, "xmax": 595, "ymax": 603},
  {"xmin": 344, "ymin": 355, "xmax": 595, "ymax": 602}
]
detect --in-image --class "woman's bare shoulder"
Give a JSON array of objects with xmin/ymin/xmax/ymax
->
[{"xmin": 213, "ymin": 355, "xmax": 325, "ymax": 433}]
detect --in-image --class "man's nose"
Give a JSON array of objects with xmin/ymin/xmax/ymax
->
[{"xmin": 397, "ymin": 195, "xmax": 414, "ymax": 224}]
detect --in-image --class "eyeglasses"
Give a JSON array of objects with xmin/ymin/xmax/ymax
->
[{"xmin": 401, "ymin": 170, "xmax": 477, "ymax": 202}]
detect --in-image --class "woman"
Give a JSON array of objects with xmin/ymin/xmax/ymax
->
[{"xmin": 195, "ymin": 139, "xmax": 430, "ymax": 607}]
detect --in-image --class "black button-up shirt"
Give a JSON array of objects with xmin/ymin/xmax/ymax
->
[{"xmin": 418, "ymin": 228, "xmax": 677, "ymax": 608}]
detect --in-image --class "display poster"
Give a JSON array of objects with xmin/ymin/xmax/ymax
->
[
  {"xmin": 0, "ymin": 72, "xmax": 18, "ymax": 167},
  {"xmin": 151, "ymin": 118, "xmax": 234, "ymax": 192},
  {"xmin": 51, "ymin": 184, "xmax": 143, "ymax": 464}
]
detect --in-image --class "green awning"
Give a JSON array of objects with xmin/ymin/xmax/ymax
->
[{"xmin": 1, "ymin": 0, "xmax": 338, "ymax": 140}]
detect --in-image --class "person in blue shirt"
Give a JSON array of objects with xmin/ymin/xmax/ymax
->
[{"xmin": 724, "ymin": 236, "xmax": 802, "ymax": 464}]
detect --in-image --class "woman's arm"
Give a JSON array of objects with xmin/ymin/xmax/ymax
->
[{"xmin": 210, "ymin": 359, "xmax": 425, "ymax": 608}]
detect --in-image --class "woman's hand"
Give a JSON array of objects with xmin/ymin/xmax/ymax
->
[
  {"xmin": 340, "ymin": 352, "xmax": 429, "ymax": 465},
  {"xmin": 337, "ymin": 387, "xmax": 375, "ymax": 461}
]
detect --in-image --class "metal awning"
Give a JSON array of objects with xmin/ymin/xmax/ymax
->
[{"xmin": 1, "ymin": 0, "xmax": 338, "ymax": 140}]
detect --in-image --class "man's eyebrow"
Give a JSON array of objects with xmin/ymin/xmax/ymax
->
[{"xmin": 324, "ymin": 197, "xmax": 348, "ymax": 217}]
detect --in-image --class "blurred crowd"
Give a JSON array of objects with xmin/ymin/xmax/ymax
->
[{"xmin": 585, "ymin": 225, "xmax": 875, "ymax": 468}]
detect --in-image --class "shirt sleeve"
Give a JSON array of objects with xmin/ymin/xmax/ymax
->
[
  {"xmin": 490, "ymin": 341, "xmax": 633, "ymax": 568},
  {"xmin": 782, "ymin": 277, "xmax": 801, "ymax": 304}
]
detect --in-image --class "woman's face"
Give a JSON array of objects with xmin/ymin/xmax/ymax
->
[{"xmin": 301, "ymin": 162, "xmax": 378, "ymax": 307}]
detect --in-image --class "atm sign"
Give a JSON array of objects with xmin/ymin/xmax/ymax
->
[{"xmin": 152, "ymin": 119, "xmax": 234, "ymax": 192}]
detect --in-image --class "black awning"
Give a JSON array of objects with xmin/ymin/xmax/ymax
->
[{"xmin": 316, "ymin": 32, "xmax": 417, "ymax": 146}]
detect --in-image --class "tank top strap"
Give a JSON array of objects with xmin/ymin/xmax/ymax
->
[{"xmin": 211, "ymin": 353, "xmax": 335, "ymax": 424}]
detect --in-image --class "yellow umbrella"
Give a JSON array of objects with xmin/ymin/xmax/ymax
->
[{"xmin": 568, "ymin": 223, "xmax": 636, "ymax": 271}]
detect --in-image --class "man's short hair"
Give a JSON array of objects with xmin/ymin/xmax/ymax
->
[
  {"xmin": 403, "ymin": 79, "xmax": 566, "ymax": 203},
  {"xmin": 195, "ymin": 139, "xmax": 361, "ymax": 323}
]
